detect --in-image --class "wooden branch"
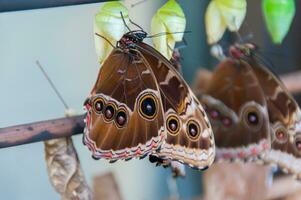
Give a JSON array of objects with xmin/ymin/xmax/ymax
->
[{"xmin": 0, "ymin": 114, "xmax": 85, "ymax": 148}]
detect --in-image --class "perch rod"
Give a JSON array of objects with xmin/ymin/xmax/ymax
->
[
  {"xmin": 1, "ymin": 70, "xmax": 301, "ymax": 149},
  {"xmin": 0, "ymin": 114, "xmax": 85, "ymax": 148}
]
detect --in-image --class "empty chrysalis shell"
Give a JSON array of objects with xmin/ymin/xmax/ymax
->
[
  {"xmin": 151, "ymin": 0, "xmax": 186, "ymax": 59},
  {"xmin": 262, "ymin": 0, "xmax": 295, "ymax": 44},
  {"xmin": 205, "ymin": 0, "xmax": 247, "ymax": 44},
  {"xmin": 205, "ymin": 1, "xmax": 227, "ymax": 44},
  {"xmin": 94, "ymin": 2, "xmax": 129, "ymax": 64}
]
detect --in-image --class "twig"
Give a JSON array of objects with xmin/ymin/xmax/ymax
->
[{"xmin": 0, "ymin": 114, "xmax": 84, "ymax": 148}]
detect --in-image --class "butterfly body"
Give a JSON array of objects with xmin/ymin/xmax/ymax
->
[
  {"xmin": 84, "ymin": 30, "xmax": 215, "ymax": 169},
  {"xmin": 117, "ymin": 30, "xmax": 147, "ymax": 49}
]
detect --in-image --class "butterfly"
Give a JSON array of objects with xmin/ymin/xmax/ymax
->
[
  {"xmin": 233, "ymin": 44, "xmax": 301, "ymax": 178},
  {"xmin": 195, "ymin": 47, "xmax": 270, "ymax": 162},
  {"xmin": 83, "ymin": 23, "xmax": 215, "ymax": 169},
  {"xmin": 195, "ymin": 43, "xmax": 301, "ymax": 177}
]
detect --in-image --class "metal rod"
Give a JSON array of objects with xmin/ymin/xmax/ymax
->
[{"xmin": 36, "ymin": 60, "xmax": 69, "ymax": 110}]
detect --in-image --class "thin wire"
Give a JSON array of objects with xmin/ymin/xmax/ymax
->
[
  {"xmin": 95, "ymin": 33, "xmax": 116, "ymax": 49},
  {"xmin": 36, "ymin": 60, "xmax": 69, "ymax": 110}
]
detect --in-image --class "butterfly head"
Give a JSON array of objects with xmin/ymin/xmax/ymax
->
[
  {"xmin": 118, "ymin": 30, "xmax": 147, "ymax": 49},
  {"xmin": 229, "ymin": 43, "xmax": 257, "ymax": 59}
]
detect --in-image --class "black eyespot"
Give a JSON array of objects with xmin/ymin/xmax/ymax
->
[
  {"xmin": 104, "ymin": 103, "xmax": 116, "ymax": 121},
  {"xmin": 167, "ymin": 115, "xmax": 180, "ymax": 135},
  {"xmin": 93, "ymin": 98, "xmax": 105, "ymax": 114},
  {"xmin": 247, "ymin": 112, "xmax": 259, "ymax": 125},
  {"xmin": 186, "ymin": 120, "xmax": 201, "ymax": 140},
  {"xmin": 138, "ymin": 93, "xmax": 158, "ymax": 120},
  {"xmin": 241, "ymin": 103, "xmax": 265, "ymax": 132},
  {"xmin": 115, "ymin": 109, "xmax": 127, "ymax": 128}
]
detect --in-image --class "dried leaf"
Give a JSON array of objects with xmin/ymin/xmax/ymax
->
[{"xmin": 44, "ymin": 137, "xmax": 92, "ymax": 200}]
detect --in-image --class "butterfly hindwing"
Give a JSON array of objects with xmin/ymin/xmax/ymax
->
[
  {"xmin": 138, "ymin": 43, "xmax": 215, "ymax": 169},
  {"xmin": 84, "ymin": 49, "xmax": 165, "ymax": 160}
]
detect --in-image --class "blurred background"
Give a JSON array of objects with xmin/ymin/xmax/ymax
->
[{"xmin": 0, "ymin": 0, "xmax": 301, "ymax": 200}]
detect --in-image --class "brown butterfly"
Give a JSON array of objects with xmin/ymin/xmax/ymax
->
[
  {"xmin": 196, "ymin": 43, "xmax": 301, "ymax": 177},
  {"xmin": 231, "ymin": 44, "xmax": 301, "ymax": 178},
  {"xmin": 83, "ymin": 26, "xmax": 215, "ymax": 169},
  {"xmin": 195, "ymin": 53, "xmax": 270, "ymax": 162}
]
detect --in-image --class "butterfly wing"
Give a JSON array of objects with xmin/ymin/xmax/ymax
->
[
  {"xmin": 248, "ymin": 57, "xmax": 301, "ymax": 177},
  {"xmin": 137, "ymin": 43, "xmax": 215, "ymax": 169},
  {"xmin": 84, "ymin": 49, "xmax": 165, "ymax": 161},
  {"xmin": 196, "ymin": 59, "xmax": 270, "ymax": 161}
]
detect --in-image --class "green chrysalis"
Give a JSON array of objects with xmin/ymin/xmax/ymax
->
[{"xmin": 262, "ymin": 0, "xmax": 295, "ymax": 44}]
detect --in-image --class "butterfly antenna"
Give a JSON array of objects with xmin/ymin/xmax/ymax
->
[
  {"xmin": 131, "ymin": 0, "xmax": 147, "ymax": 8},
  {"xmin": 129, "ymin": 18, "xmax": 143, "ymax": 30},
  {"xmin": 120, "ymin": 11, "xmax": 131, "ymax": 32},
  {"xmin": 167, "ymin": 43, "xmax": 173, "ymax": 52},
  {"xmin": 36, "ymin": 60, "xmax": 69, "ymax": 110},
  {"xmin": 95, "ymin": 33, "xmax": 116, "ymax": 49},
  {"xmin": 253, "ymin": 51, "xmax": 277, "ymax": 71},
  {"xmin": 147, "ymin": 31, "xmax": 192, "ymax": 38}
]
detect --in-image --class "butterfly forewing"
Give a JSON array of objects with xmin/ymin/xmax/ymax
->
[
  {"xmin": 248, "ymin": 56, "xmax": 301, "ymax": 177},
  {"xmin": 196, "ymin": 59, "xmax": 270, "ymax": 161},
  {"xmin": 84, "ymin": 49, "xmax": 165, "ymax": 160},
  {"xmin": 137, "ymin": 43, "xmax": 215, "ymax": 169}
]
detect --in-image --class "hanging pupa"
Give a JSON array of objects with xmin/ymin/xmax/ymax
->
[
  {"xmin": 205, "ymin": 0, "xmax": 247, "ymax": 44},
  {"xmin": 151, "ymin": 0, "xmax": 186, "ymax": 59},
  {"xmin": 94, "ymin": 2, "xmax": 129, "ymax": 64},
  {"xmin": 262, "ymin": 0, "xmax": 295, "ymax": 44}
]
